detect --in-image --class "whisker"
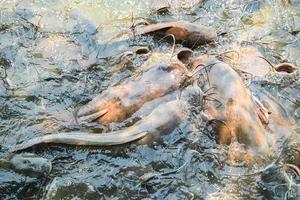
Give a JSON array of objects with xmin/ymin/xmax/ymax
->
[
  {"xmin": 203, "ymin": 86, "xmax": 216, "ymax": 94},
  {"xmin": 204, "ymin": 92, "xmax": 218, "ymax": 97},
  {"xmin": 204, "ymin": 97, "xmax": 223, "ymax": 108}
]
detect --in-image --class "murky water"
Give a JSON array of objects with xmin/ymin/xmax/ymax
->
[{"xmin": 0, "ymin": 0, "xmax": 299, "ymax": 199}]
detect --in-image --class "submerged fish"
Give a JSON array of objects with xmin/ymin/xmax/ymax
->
[
  {"xmin": 105, "ymin": 21, "xmax": 217, "ymax": 48},
  {"xmin": 76, "ymin": 53, "xmax": 191, "ymax": 125},
  {"xmin": 136, "ymin": 21, "xmax": 217, "ymax": 47},
  {"xmin": 13, "ymin": 100, "xmax": 188, "ymax": 151},
  {"xmin": 194, "ymin": 56, "xmax": 270, "ymax": 153},
  {"xmin": 194, "ymin": 55, "xmax": 292, "ymax": 156}
]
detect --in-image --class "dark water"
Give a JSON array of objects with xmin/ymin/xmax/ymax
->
[{"xmin": 0, "ymin": 0, "xmax": 299, "ymax": 199}]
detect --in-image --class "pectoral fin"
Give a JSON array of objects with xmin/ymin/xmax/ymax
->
[{"xmin": 76, "ymin": 108, "xmax": 108, "ymax": 123}]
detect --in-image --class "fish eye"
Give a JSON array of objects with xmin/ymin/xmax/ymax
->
[
  {"xmin": 23, "ymin": 160, "xmax": 30, "ymax": 164},
  {"xmin": 158, "ymin": 64, "xmax": 168, "ymax": 70},
  {"xmin": 159, "ymin": 65, "xmax": 172, "ymax": 72}
]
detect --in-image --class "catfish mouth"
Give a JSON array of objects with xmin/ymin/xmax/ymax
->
[
  {"xmin": 176, "ymin": 48, "xmax": 193, "ymax": 64},
  {"xmin": 275, "ymin": 63, "xmax": 297, "ymax": 74}
]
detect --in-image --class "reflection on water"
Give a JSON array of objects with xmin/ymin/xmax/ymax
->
[{"xmin": 0, "ymin": 0, "xmax": 299, "ymax": 199}]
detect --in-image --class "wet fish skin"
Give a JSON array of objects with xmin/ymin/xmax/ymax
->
[
  {"xmin": 198, "ymin": 56, "xmax": 270, "ymax": 153},
  {"xmin": 137, "ymin": 21, "xmax": 218, "ymax": 48},
  {"xmin": 76, "ymin": 63, "xmax": 186, "ymax": 125},
  {"xmin": 13, "ymin": 100, "xmax": 188, "ymax": 151}
]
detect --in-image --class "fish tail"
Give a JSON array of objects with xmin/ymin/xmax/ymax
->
[{"xmin": 12, "ymin": 129, "xmax": 148, "ymax": 152}]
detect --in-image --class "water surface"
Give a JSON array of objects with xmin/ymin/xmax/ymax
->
[{"xmin": 0, "ymin": 0, "xmax": 299, "ymax": 199}]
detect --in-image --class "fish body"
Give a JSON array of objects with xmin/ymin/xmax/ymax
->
[
  {"xmin": 198, "ymin": 56, "xmax": 270, "ymax": 153},
  {"xmin": 136, "ymin": 21, "xmax": 217, "ymax": 47},
  {"xmin": 13, "ymin": 100, "xmax": 187, "ymax": 151},
  {"xmin": 76, "ymin": 62, "xmax": 187, "ymax": 125},
  {"xmin": 105, "ymin": 21, "xmax": 217, "ymax": 48}
]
